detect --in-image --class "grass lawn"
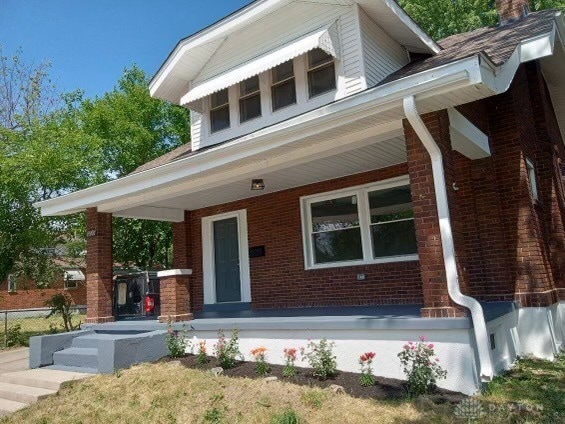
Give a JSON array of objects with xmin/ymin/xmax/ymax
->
[
  {"xmin": 0, "ymin": 355, "xmax": 562, "ymax": 424},
  {"xmin": 0, "ymin": 314, "xmax": 86, "ymax": 349}
]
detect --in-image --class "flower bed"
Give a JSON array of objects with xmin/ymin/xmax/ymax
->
[{"xmin": 166, "ymin": 355, "xmax": 466, "ymax": 404}]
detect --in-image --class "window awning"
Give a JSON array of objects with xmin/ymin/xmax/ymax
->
[
  {"xmin": 181, "ymin": 21, "xmax": 341, "ymax": 108},
  {"xmin": 64, "ymin": 270, "xmax": 85, "ymax": 281}
]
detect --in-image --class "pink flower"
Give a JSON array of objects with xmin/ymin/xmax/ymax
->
[
  {"xmin": 403, "ymin": 344, "xmax": 409, "ymax": 350},
  {"xmin": 428, "ymin": 344, "xmax": 434, "ymax": 349},
  {"xmin": 435, "ymin": 358, "xmax": 440, "ymax": 362},
  {"xmin": 408, "ymin": 341, "xmax": 413, "ymax": 345},
  {"xmin": 411, "ymin": 346, "xmax": 415, "ymax": 350},
  {"xmin": 420, "ymin": 336, "xmax": 426, "ymax": 342}
]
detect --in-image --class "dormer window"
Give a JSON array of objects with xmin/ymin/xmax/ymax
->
[
  {"xmin": 307, "ymin": 48, "xmax": 336, "ymax": 98},
  {"xmin": 239, "ymin": 76, "xmax": 261, "ymax": 123},
  {"xmin": 210, "ymin": 89, "xmax": 230, "ymax": 133},
  {"xmin": 271, "ymin": 60, "xmax": 296, "ymax": 111}
]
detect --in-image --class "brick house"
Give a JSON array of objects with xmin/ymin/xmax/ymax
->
[
  {"xmin": 2, "ymin": 261, "xmax": 87, "ymax": 311},
  {"xmin": 35, "ymin": 0, "xmax": 564, "ymax": 394}
]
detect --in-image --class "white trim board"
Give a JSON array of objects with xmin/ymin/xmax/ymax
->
[{"xmin": 202, "ymin": 209, "xmax": 252, "ymax": 305}]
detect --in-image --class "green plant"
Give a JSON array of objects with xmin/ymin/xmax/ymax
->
[
  {"xmin": 203, "ymin": 407, "xmax": 224, "ymax": 423},
  {"xmin": 282, "ymin": 347, "xmax": 298, "ymax": 377},
  {"xmin": 6, "ymin": 324, "xmax": 25, "ymax": 347},
  {"xmin": 197, "ymin": 340, "xmax": 210, "ymax": 365},
  {"xmin": 45, "ymin": 293, "xmax": 80, "ymax": 332},
  {"xmin": 250, "ymin": 346, "xmax": 270, "ymax": 375},
  {"xmin": 300, "ymin": 338, "xmax": 337, "ymax": 380},
  {"xmin": 271, "ymin": 409, "xmax": 302, "ymax": 424},
  {"xmin": 213, "ymin": 329, "xmax": 241, "ymax": 369},
  {"xmin": 359, "ymin": 352, "xmax": 376, "ymax": 387},
  {"xmin": 301, "ymin": 390, "xmax": 327, "ymax": 409},
  {"xmin": 398, "ymin": 336, "xmax": 447, "ymax": 397},
  {"xmin": 166, "ymin": 323, "xmax": 189, "ymax": 358}
]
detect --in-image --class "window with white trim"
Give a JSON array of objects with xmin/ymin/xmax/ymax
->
[
  {"xmin": 7, "ymin": 275, "xmax": 16, "ymax": 292},
  {"xmin": 64, "ymin": 279, "xmax": 78, "ymax": 290},
  {"xmin": 271, "ymin": 60, "xmax": 296, "ymax": 111},
  {"xmin": 526, "ymin": 158, "xmax": 539, "ymax": 201},
  {"xmin": 307, "ymin": 48, "xmax": 336, "ymax": 99},
  {"xmin": 210, "ymin": 89, "xmax": 230, "ymax": 133},
  {"xmin": 302, "ymin": 179, "xmax": 418, "ymax": 268},
  {"xmin": 239, "ymin": 76, "xmax": 261, "ymax": 123}
]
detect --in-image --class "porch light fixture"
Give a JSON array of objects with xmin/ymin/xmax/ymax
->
[{"xmin": 251, "ymin": 179, "xmax": 265, "ymax": 191}]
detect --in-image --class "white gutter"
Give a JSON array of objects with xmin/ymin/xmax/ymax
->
[{"xmin": 403, "ymin": 95, "xmax": 494, "ymax": 383}]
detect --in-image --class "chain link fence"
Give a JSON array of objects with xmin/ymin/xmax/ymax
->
[{"xmin": 0, "ymin": 307, "xmax": 87, "ymax": 349}]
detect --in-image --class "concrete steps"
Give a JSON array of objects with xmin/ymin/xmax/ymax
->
[
  {"xmin": 0, "ymin": 398, "xmax": 28, "ymax": 417},
  {"xmin": 0, "ymin": 369, "xmax": 91, "ymax": 417},
  {"xmin": 44, "ymin": 365, "xmax": 98, "ymax": 374},
  {"xmin": 0, "ymin": 382, "xmax": 56, "ymax": 403},
  {"xmin": 53, "ymin": 347, "xmax": 99, "ymax": 370}
]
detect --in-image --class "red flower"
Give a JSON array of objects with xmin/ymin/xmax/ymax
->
[{"xmin": 360, "ymin": 352, "xmax": 376, "ymax": 362}]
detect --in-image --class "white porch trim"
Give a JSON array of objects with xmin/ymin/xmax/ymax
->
[
  {"xmin": 157, "ymin": 269, "xmax": 193, "ymax": 278},
  {"xmin": 447, "ymin": 108, "xmax": 490, "ymax": 160},
  {"xmin": 201, "ymin": 209, "xmax": 251, "ymax": 305}
]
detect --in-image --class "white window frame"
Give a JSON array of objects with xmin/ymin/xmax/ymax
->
[
  {"xmin": 300, "ymin": 175, "xmax": 419, "ymax": 270},
  {"xmin": 209, "ymin": 89, "xmax": 231, "ymax": 134},
  {"xmin": 7, "ymin": 275, "xmax": 16, "ymax": 292},
  {"xmin": 239, "ymin": 76, "xmax": 262, "ymax": 123},
  {"xmin": 306, "ymin": 49, "xmax": 337, "ymax": 99},
  {"xmin": 526, "ymin": 158, "xmax": 539, "ymax": 201},
  {"xmin": 202, "ymin": 209, "xmax": 251, "ymax": 305},
  {"xmin": 64, "ymin": 279, "xmax": 79, "ymax": 290},
  {"xmin": 271, "ymin": 60, "xmax": 297, "ymax": 112}
]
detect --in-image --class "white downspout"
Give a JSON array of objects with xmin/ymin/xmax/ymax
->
[{"xmin": 403, "ymin": 95, "xmax": 494, "ymax": 382}]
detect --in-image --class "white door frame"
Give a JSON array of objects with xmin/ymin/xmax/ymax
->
[{"xmin": 202, "ymin": 209, "xmax": 251, "ymax": 305}]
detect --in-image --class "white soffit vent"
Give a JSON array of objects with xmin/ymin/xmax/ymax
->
[{"xmin": 181, "ymin": 21, "xmax": 341, "ymax": 108}]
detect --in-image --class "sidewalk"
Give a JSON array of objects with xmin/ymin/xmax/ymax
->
[{"xmin": 0, "ymin": 348, "xmax": 28, "ymax": 374}]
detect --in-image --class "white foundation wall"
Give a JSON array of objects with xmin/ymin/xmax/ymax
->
[
  {"xmin": 485, "ymin": 303, "xmax": 564, "ymax": 375},
  {"xmin": 184, "ymin": 327, "xmax": 481, "ymax": 395}
]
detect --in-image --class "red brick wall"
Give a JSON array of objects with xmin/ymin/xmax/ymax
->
[
  {"xmin": 0, "ymin": 277, "xmax": 86, "ymax": 310},
  {"xmin": 445, "ymin": 63, "xmax": 563, "ymax": 306},
  {"xmin": 187, "ymin": 163, "xmax": 424, "ymax": 311},
  {"xmin": 85, "ymin": 208, "xmax": 115, "ymax": 323}
]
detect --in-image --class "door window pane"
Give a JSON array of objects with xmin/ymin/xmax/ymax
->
[
  {"xmin": 368, "ymin": 185, "xmax": 418, "ymax": 258},
  {"xmin": 310, "ymin": 195, "xmax": 363, "ymax": 264}
]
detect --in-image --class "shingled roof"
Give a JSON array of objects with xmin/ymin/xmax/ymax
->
[{"xmin": 132, "ymin": 9, "xmax": 558, "ymax": 175}]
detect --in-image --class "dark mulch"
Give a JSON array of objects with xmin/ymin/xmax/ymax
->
[{"xmin": 166, "ymin": 355, "xmax": 466, "ymax": 404}]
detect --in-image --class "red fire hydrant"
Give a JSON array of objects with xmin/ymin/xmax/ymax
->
[{"xmin": 145, "ymin": 295, "xmax": 155, "ymax": 315}]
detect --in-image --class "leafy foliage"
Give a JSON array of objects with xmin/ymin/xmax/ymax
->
[
  {"xmin": 45, "ymin": 293, "xmax": 80, "ymax": 332},
  {"xmin": 398, "ymin": 337, "xmax": 447, "ymax": 397},
  {"xmin": 0, "ymin": 49, "xmax": 191, "ymax": 284},
  {"xmin": 214, "ymin": 329, "xmax": 242, "ymax": 369},
  {"xmin": 300, "ymin": 338, "xmax": 337, "ymax": 380},
  {"xmin": 399, "ymin": 0, "xmax": 564, "ymax": 40},
  {"xmin": 166, "ymin": 324, "xmax": 189, "ymax": 358}
]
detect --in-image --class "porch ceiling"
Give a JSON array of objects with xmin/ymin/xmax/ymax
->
[{"xmin": 120, "ymin": 136, "xmax": 406, "ymax": 217}]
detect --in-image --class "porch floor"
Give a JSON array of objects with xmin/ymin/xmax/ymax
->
[{"xmin": 85, "ymin": 304, "xmax": 477, "ymax": 332}]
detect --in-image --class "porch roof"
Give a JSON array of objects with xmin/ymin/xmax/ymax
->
[{"xmin": 34, "ymin": 16, "xmax": 562, "ymax": 222}]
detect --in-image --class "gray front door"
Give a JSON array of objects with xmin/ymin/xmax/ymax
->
[{"xmin": 213, "ymin": 217, "xmax": 242, "ymax": 303}]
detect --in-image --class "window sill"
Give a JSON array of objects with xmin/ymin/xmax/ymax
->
[{"xmin": 305, "ymin": 254, "xmax": 419, "ymax": 271}]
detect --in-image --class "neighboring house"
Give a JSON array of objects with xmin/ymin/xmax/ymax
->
[
  {"xmin": 35, "ymin": 0, "xmax": 565, "ymax": 394},
  {"xmin": 1, "ymin": 259, "xmax": 87, "ymax": 310}
]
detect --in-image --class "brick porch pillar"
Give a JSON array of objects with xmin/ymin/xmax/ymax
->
[
  {"xmin": 158, "ymin": 212, "xmax": 193, "ymax": 323},
  {"xmin": 85, "ymin": 208, "xmax": 115, "ymax": 324},
  {"xmin": 404, "ymin": 112, "xmax": 467, "ymax": 318}
]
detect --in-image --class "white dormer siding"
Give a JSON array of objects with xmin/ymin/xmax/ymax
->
[
  {"xmin": 359, "ymin": 7, "xmax": 409, "ymax": 87},
  {"xmin": 188, "ymin": 1, "xmax": 411, "ymax": 151}
]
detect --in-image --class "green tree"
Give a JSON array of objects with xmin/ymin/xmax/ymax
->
[
  {"xmin": 399, "ymin": 0, "xmax": 564, "ymax": 40},
  {"xmin": 78, "ymin": 66, "xmax": 191, "ymax": 269}
]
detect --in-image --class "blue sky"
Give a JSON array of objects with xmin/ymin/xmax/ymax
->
[{"xmin": 0, "ymin": 0, "xmax": 250, "ymax": 98}]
